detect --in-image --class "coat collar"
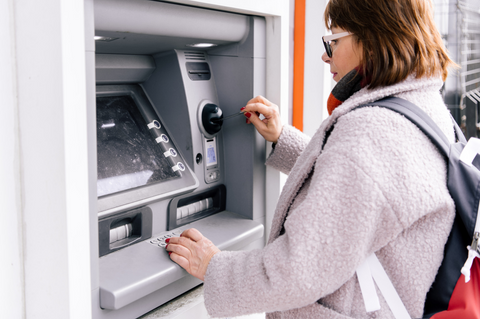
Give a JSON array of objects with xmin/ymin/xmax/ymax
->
[{"xmin": 326, "ymin": 75, "xmax": 444, "ymax": 133}]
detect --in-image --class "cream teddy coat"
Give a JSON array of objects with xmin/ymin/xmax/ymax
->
[{"xmin": 204, "ymin": 75, "xmax": 456, "ymax": 318}]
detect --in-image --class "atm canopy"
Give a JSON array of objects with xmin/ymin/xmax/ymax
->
[{"xmin": 94, "ymin": 0, "xmax": 250, "ymax": 55}]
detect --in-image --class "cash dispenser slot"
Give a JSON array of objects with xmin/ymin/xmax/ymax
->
[
  {"xmin": 98, "ymin": 207, "xmax": 153, "ymax": 257},
  {"xmin": 167, "ymin": 184, "xmax": 226, "ymax": 230}
]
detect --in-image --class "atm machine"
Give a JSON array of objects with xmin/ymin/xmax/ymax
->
[{"xmin": 90, "ymin": 0, "xmax": 267, "ymax": 318}]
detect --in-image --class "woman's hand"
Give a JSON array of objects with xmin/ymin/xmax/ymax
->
[
  {"xmin": 242, "ymin": 95, "xmax": 282, "ymax": 143},
  {"xmin": 165, "ymin": 228, "xmax": 220, "ymax": 281}
]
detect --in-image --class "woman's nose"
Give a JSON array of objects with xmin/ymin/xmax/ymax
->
[{"xmin": 322, "ymin": 52, "xmax": 330, "ymax": 63}]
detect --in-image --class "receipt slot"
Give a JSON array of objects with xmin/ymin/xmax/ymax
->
[{"xmin": 91, "ymin": 1, "xmax": 267, "ymax": 318}]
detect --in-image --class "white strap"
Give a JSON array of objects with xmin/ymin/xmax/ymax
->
[
  {"xmin": 356, "ymin": 259, "xmax": 380, "ymax": 312},
  {"xmin": 461, "ymin": 199, "xmax": 480, "ymax": 282},
  {"xmin": 356, "ymin": 254, "xmax": 411, "ymax": 319},
  {"xmin": 461, "ymin": 247, "xmax": 480, "ymax": 282},
  {"xmin": 369, "ymin": 254, "xmax": 411, "ymax": 319}
]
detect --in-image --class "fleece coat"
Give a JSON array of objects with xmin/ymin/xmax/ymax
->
[{"xmin": 203, "ymin": 75, "xmax": 456, "ymax": 319}]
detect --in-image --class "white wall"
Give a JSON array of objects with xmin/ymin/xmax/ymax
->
[
  {"xmin": 303, "ymin": 0, "xmax": 330, "ymax": 136},
  {"xmin": 2, "ymin": 0, "xmax": 93, "ymax": 318},
  {"xmin": 1, "ymin": 1, "xmax": 24, "ymax": 318}
]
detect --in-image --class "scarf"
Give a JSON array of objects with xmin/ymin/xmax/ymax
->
[{"xmin": 327, "ymin": 67, "xmax": 370, "ymax": 115}]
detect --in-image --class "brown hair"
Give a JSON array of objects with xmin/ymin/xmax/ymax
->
[{"xmin": 324, "ymin": 0, "xmax": 457, "ymax": 89}]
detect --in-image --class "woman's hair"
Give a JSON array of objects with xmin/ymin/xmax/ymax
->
[{"xmin": 324, "ymin": 0, "xmax": 457, "ymax": 89}]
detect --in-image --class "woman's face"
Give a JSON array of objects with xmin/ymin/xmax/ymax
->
[{"xmin": 322, "ymin": 27, "xmax": 363, "ymax": 82}]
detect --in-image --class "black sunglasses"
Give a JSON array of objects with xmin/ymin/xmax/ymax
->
[{"xmin": 322, "ymin": 32, "xmax": 352, "ymax": 58}]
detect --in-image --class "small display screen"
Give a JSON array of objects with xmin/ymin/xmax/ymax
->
[
  {"xmin": 96, "ymin": 95, "xmax": 180, "ymax": 197},
  {"xmin": 205, "ymin": 139, "xmax": 217, "ymax": 166}
]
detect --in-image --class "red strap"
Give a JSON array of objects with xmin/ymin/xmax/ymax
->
[{"xmin": 432, "ymin": 258, "xmax": 480, "ymax": 319}]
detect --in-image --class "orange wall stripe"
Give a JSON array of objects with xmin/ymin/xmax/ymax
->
[{"xmin": 292, "ymin": 0, "xmax": 306, "ymax": 131}]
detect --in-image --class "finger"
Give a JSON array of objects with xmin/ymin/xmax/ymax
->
[
  {"xmin": 166, "ymin": 242, "xmax": 192, "ymax": 259},
  {"xmin": 246, "ymin": 111, "xmax": 272, "ymax": 134},
  {"xmin": 244, "ymin": 102, "xmax": 276, "ymax": 118},
  {"xmin": 171, "ymin": 236, "xmax": 197, "ymax": 250},
  {"xmin": 180, "ymin": 228, "xmax": 203, "ymax": 242},
  {"xmin": 166, "ymin": 237, "xmax": 195, "ymax": 256},
  {"xmin": 164, "ymin": 236, "xmax": 180, "ymax": 245},
  {"xmin": 248, "ymin": 111, "xmax": 282, "ymax": 143},
  {"xmin": 245, "ymin": 95, "xmax": 272, "ymax": 107},
  {"xmin": 169, "ymin": 252, "xmax": 190, "ymax": 270}
]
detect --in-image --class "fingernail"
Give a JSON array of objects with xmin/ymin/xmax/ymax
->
[
  {"xmin": 165, "ymin": 244, "xmax": 168, "ymax": 249},
  {"xmin": 246, "ymin": 119, "xmax": 249, "ymax": 124},
  {"xmin": 245, "ymin": 112, "xmax": 251, "ymax": 118},
  {"xmin": 165, "ymin": 238, "xmax": 170, "ymax": 243},
  {"xmin": 168, "ymin": 252, "xmax": 172, "ymax": 255},
  {"xmin": 240, "ymin": 107, "xmax": 246, "ymax": 111}
]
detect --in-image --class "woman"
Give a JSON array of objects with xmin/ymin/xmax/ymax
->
[{"xmin": 165, "ymin": 0, "xmax": 457, "ymax": 317}]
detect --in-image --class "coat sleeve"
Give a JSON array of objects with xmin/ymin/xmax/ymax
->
[{"xmin": 265, "ymin": 125, "xmax": 311, "ymax": 175}]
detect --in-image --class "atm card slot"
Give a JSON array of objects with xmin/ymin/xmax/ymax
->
[{"xmin": 167, "ymin": 184, "xmax": 226, "ymax": 230}]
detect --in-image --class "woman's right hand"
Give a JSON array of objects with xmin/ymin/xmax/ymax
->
[{"xmin": 242, "ymin": 95, "xmax": 282, "ymax": 143}]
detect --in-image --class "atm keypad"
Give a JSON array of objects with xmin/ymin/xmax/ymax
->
[{"xmin": 149, "ymin": 230, "xmax": 183, "ymax": 248}]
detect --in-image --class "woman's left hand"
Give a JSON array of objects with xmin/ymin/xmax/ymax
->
[{"xmin": 165, "ymin": 228, "xmax": 220, "ymax": 281}]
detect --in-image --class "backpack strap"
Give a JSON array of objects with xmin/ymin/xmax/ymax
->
[{"xmin": 354, "ymin": 96, "xmax": 454, "ymax": 155}]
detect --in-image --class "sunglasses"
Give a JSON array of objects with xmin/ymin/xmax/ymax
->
[{"xmin": 322, "ymin": 32, "xmax": 352, "ymax": 58}]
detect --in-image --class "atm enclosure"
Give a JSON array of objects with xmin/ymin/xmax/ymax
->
[{"xmin": 90, "ymin": 1, "xmax": 267, "ymax": 318}]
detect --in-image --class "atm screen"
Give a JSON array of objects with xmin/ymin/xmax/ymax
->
[
  {"xmin": 206, "ymin": 140, "xmax": 217, "ymax": 166},
  {"xmin": 96, "ymin": 95, "xmax": 180, "ymax": 197},
  {"xmin": 207, "ymin": 146, "xmax": 216, "ymax": 164}
]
